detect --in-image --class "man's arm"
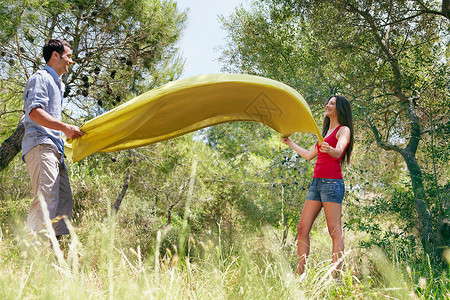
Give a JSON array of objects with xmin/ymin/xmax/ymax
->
[{"xmin": 29, "ymin": 107, "xmax": 84, "ymax": 139}]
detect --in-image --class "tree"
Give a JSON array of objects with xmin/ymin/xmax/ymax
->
[
  {"xmin": 201, "ymin": 121, "xmax": 316, "ymax": 246},
  {"xmin": 219, "ymin": 0, "xmax": 449, "ymax": 263},
  {"xmin": 0, "ymin": 0, "xmax": 187, "ymax": 170},
  {"xmin": 218, "ymin": 3, "xmax": 331, "ymax": 106}
]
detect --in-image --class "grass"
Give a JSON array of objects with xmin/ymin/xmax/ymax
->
[
  {"xmin": 0, "ymin": 155, "xmax": 448, "ymax": 299},
  {"xmin": 0, "ymin": 213, "xmax": 448, "ymax": 299}
]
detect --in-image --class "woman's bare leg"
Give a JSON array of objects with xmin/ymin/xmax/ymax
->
[
  {"xmin": 322, "ymin": 202, "xmax": 344, "ymax": 277},
  {"xmin": 296, "ymin": 200, "xmax": 323, "ymax": 275}
]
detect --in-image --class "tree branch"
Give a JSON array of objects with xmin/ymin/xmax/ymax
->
[
  {"xmin": 343, "ymin": 1, "xmax": 424, "ymax": 155},
  {"xmin": 0, "ymin": 109, "xmax": 24, "ymax": 118},
  {"xmin": 363, "ymin": 106, "xmax": 403, "ymax": 153},
  {"xmin": 414, "ymin": 0, "xmax": 450, "ymax": 19}
]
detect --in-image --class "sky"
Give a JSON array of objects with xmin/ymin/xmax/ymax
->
[{"xmin": 176, "ymin": 0, "xmax": 248, "ymax": 78}]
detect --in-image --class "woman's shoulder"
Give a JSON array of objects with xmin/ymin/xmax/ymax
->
[{"xmin": 336, "ymin": 125, "xmax": 350, "ymax": 138}]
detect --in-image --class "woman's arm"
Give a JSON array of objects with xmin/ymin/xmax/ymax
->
[
  {"xmin": 281, "ymin": 137, "xmax": 318, "ymax": 161},
  {"xmin": 318, "ymin": 126, "xmax": 350, "ymax": 158}
]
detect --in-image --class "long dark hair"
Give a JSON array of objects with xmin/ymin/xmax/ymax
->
[{"xmin": 321, "ymin": 95, "xmax": 354, "ymax": 165}]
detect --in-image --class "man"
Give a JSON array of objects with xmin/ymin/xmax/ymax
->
[{"xmin": 22, "ymin": 39, "xmax": 84, "ymax": 238}]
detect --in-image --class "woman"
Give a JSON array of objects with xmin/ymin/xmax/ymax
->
[{"xmin": 282, "ymin": 95, "xmax": 354, "ymax": 276}]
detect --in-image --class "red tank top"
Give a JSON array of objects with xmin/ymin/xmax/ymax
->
[{"xmin": 313, "ymin": 125, "xmax": 347, "ymax": 179}]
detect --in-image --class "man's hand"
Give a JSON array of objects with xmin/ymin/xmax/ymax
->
[
  {"xmin": 63, "ymin": 124, "xmax": 84, "ymax": 139},
  {"xmin": 29, "ymin": 107, "xmax": 84, "ymax": 139}
]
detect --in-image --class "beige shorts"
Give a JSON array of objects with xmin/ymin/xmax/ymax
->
[{"xmin": 24, "ymin": 144, "xmax": 73, "ymax": 236}]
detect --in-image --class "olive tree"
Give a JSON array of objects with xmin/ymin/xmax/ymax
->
[
  {"xmin": 219, "ymin": 0, "xmax": 449, "ymax": 263},
  {"xmin": 0, "ymin": 0, "xmax": 187, "ymax": 170}
]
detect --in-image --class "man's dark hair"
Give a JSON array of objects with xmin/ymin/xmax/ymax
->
[{"xmin": 43, "ymin": 39, "xmax": 71, "ymax": 63}]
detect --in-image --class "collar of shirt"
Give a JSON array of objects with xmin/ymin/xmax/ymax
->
[
  {"xmin": 44, "ymin": 65, "xmax": 62, "ymax": 88},
  {"xmin": 44, "ymin": 65, "xmax": 65, "ymax": 100}
]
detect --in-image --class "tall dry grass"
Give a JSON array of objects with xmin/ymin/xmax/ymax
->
[
  {"xmin": 1, "ymin": 206, "xmax": 448, "ymax": 299},
  {"xmin": 0, "ymin": 155, "xmax": 448, "ymax": 299}
]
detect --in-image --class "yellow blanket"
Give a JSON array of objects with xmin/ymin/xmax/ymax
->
[{"xmin": 66, "ymin": 73, "xmax": 323, "ymax": 162}]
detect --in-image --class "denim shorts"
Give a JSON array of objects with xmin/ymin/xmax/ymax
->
[{"xmin": 306, "ymin": 178, "xmax": 345, "ymax": 204}]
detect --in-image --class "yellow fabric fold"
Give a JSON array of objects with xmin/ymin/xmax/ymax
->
[{"xmin": 66, "ymin": 73, "xmax": 323, "ymax": 162}]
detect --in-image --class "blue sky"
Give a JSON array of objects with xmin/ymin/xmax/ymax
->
[{"xmin": 176, "ymin": 0, "xmax": 248, "ymax": 78}]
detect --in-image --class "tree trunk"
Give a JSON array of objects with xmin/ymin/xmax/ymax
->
[
  {"xmin": 167, "ymin": 204, "xmax": 174, "ymax": 225},
  {"xmin": 442, "ymin": 0, "xmax": 450, "ymax": 19},
  {"xmin": 113, "ymin": 169, "xmax": 131, "ymax": 212},
  {"xmin": 0, "ymin": 114, "xmax": 24, "ymax": 171},
  {"xmin": 367, "ymin": 112, "xmax": 442, "ymax": 263},
  {"xmin": 400, "ymin": 149, "xmax": 442, "ymax": 261}
]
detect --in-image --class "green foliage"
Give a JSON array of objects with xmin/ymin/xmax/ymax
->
[
  {"xmin": 0, "ymin": 81, "xmax": 22, "ymax": 141},
  {"xmin": 0, "ymin": 209, "xmax": 449, "ymax": 299},
  {"xmin": 219, "ymin": 0, "xmax": 449, "ymax": 265},
  {"xmin": 345, "ymin": 164, "xmax": 450, "ymax": 269},
  {"xmin": 0, "ymin": 0, "xmax": 448, "ymax": 298},
  {"xmin": 0, "ymin": 122, "xmax": 448, "ymax": 298},
  {"xmin": 0, "ymin": 0, "xmax": 187, "ymax": 122},
  {"xmin": 0, "ymin": 154, "xmax": 30, "ymax": 231},
  {"xmin": 218, "ymin": 1, "xmax": 330, "ymax": 104},
  {"xmin": 201, "ymin": 122, "xmax": 316, "ymax": 243}
]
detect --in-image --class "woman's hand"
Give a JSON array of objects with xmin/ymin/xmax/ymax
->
[
  {"xmin": 319, "ymin": 141, "xmax": 332, "ymax": 153},
  {"xmin": 281, "ymin": 135, "xmax": 318, "ymax": 161},
  {"xmin": 319, "ymin": 126, "xmax": 351, "ymax": 158},
  {"xmin": 281, "ymin": 137, "xmax": 292, "ymax": 145}
]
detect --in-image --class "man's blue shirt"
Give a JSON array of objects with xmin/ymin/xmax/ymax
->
[{"xmin": 22, "ymin": 65, "xmax": 66, "ymax": 160}]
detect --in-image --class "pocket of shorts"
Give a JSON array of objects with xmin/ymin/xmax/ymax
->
[{"xmin": 321, "ymin": 179, "xmax": 343, "ymax": 196}]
